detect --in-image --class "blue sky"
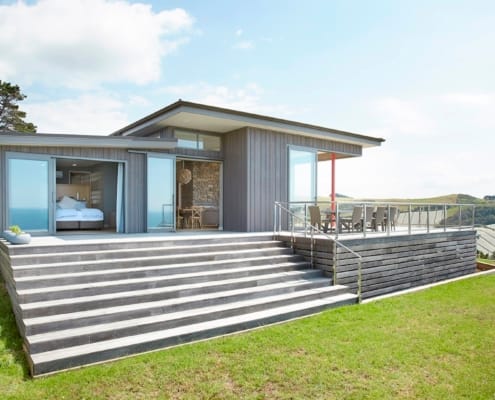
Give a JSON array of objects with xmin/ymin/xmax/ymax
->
[{"xmin": 1, "ymin": 0, "xmax": 494, "ymax": 198}]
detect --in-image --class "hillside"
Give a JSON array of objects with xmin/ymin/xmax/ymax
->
[{"xmin": 332, "ymin": 193, "xmax": 495, "ymax": 226}]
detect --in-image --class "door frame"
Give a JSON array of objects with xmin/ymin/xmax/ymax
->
[
  {"xmin": 146, "ymin": 152, "xmax": 176, "ymax": 232},
  {"xmin": 5, "ymin": 151, "xmax": 55, "ymax": 234}
]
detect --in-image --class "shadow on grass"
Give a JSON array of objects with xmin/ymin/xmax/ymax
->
[{"xmin": 0, "ymin": 275, "xmax": 31, "ymax": 380}]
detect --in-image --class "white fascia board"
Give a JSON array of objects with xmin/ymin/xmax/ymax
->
[
  {"xmin": 180, "ymin": 106, "xmax": 381, "ymax": 148},
  {"xmin": 0, "ymin": 133, "xmax": 177, "ymax": 150}
]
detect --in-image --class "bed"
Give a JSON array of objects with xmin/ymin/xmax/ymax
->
[{"xmin": 56, "ymin": 196, "xmax": 104, "ymax": 230}]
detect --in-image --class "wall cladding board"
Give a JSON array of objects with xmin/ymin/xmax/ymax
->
[
  {"xmin": 277, "ymin": 231, "xmax": 477, "ymax": 299},
  {"xmin": 222, "ymin": 129, "xmax": 248, "ymax": 231},
  {"xmin": 246, "ymin": 128, "xmax": 362, "ymax": 232}
]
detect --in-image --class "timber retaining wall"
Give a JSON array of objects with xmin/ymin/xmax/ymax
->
[{"xmin": 276, "ymin": 230, "xmax": 477, "ymax": 299}]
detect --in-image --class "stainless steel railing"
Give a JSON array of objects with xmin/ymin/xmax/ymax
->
[
  {"xmin": 275, "ymin": 201, "xmax": 476, "ymax": 239},
  {"xmin": 273, "ymin": 202, "xmax": 363, "ymax": 302}
]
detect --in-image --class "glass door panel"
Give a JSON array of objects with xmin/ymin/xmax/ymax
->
[
  {"xmin": 7, "ymin": 154, "xmax": 53, "ymax": 232},
  {"xmin": 289, "ymin": 148, "xmax": 316, "ymax": 202},
  {"xmin": 147, "ymin": 154, "xmax": 175, "ymax": 231}
]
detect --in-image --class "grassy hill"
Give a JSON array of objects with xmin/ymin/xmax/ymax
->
[{"xmin": 318, "ymin": 194, "xmax": 495, "ymax": 226}]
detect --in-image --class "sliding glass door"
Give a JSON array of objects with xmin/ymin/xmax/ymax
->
[
  {"xmin": 6, "ymin": 153, "xmax": 54, "ymax": 233},
  {"xmin": 147, "ymin": 154, "xmax": 175, "ymax": 231},
  {"xmin": 288, "ymin": 147, "xmax": 316, "ymax": 202}
]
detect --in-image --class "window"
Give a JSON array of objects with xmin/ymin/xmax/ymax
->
[{"xmin": 175, "ymin": 130, "xmax": 221, "ymax": 151}]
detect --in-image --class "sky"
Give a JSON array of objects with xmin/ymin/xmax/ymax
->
[{"xmin": 0, "ymin": 0, "xmax": 494, "ymax": 199}]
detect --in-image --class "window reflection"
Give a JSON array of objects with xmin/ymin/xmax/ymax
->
[{"xmin": 8, "ymin": 158, "xmax": 49, "ymax": 231}]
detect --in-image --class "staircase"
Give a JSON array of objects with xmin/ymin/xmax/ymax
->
[{"xmin": 0, "ymin": 234, "xmax": 358, "ymax": 376}]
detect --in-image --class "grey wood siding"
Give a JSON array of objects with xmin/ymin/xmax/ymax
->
[
  {"xmin": 0, "ymin": 145, "xmax": 147, "ymax": 233},
  {"xmin": 277, "ymin": 231, "xmax": 477, "ymax": 299},
  {"xmin": 222, "ymin": 129, "xmax": 248, "ymax": 231},
  {"xmin": 245, "ymin": 127, "xmax": 362, "ymax": 232}
]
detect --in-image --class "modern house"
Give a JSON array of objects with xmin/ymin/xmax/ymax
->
[
  {"xmin": 0, "ymin": 101, "xmax": 476, "ymax": 376},
  {"xmin": 0, "ymin": 100, "xmax": 384, "ymax": 235}
]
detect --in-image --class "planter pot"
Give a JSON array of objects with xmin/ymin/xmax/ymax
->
[{"xmin": 3, "ymin": 230, "xmax": 31, "ymax": 245}]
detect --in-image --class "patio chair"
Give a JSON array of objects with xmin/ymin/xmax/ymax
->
[
  {"xmin": 339, "ymin": 206, "xmax": 363, "ymax": 232},
  {"xmin": 308, "ymin": 205, "xmax": 322, "ymax": 231},
  {"xmin": 388, "ymin": 207, "xmax": 399, "ymax": 230},
  {"xmin": 373, "ymin": 206, "xmax": 386, "ymax": 231},
  {"xmin": 191, "ymin": 206, "xmax": 202, "ymax": 229},
  {"xmin": 363, "ymin": 206, "xmax": 375, "ymax": 231}
]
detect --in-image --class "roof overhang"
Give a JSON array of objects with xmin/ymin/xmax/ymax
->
[
  {"xmin": 0, "ymin": 132, "xmax": 177, "ymax": 150},
  {"xmin": 112, "ymin": 100, "xmax": 385, "ymax": 148}
]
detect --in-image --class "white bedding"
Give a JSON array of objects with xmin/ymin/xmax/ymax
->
[{"xmin": 56, "ymin": 208, "xmax": 104, "ymax": 222}]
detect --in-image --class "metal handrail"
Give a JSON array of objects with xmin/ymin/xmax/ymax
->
[
  {"xmin": 273, "ymin": 201, "xmax": 363, "ymax": 302},
  {"xmin": 277, "ymin": 200, "xmax": 476, "ymax": 238}
]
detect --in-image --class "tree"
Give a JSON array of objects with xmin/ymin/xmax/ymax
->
[{"xmin": 0, "ymin": 80, "xmax": 37, "ymax": 133}]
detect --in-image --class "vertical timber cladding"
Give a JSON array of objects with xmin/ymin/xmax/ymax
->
[
  {"xmin": 335, "ymin": 231, "xmax": 477, "ymax": 299},
  {"xmin": 223, "ymin": 128, "xmax": 249, "ymax": 231},
  {"xmin": 0, "ymin": 145, "xmax": 147, "ymax": 233},
  {"xmin": 245, "ymin": 127, "xmax": 362, "ymax": 232}
]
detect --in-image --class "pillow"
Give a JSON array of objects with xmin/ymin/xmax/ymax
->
[
  {"xmin": 58, "ymin": 195, "xmax": 79, "ymax": 209},
  {"xmin": 75, "ymin": 201, "xmax": 87, "ymax": 210}
]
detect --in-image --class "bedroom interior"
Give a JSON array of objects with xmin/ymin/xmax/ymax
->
[{"xmin": 55, "ymin": 158, "xmax": 119, "ymax": 232}]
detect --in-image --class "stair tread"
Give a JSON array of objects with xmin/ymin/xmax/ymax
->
[
  {"xmin": 28, "ymin": 286, "xmax": 348, "ymax": 344},
  {"xmin": 15, "ymin": 254, "xmax": 302, "ymax": 281},
  {"xmin": 20, "ymin": 269, "xmax": 321, "ymax": 309},
  {"xmin": 12, "ymin": 246, "xmax": 289, "ymax": 270},
  {"xmin": 17, "ymin": 262, "xmax": 310, "ymax": 295},
  {"xmin": 11, "ymin": 240, "xmax": 282, "ymax": 261},
  {"xmin": 30, "ymin": 293, "xmax": 357, "ymax": 363},
  {"xmin": 24, "ymin": 278, "xmax": 333, "ymax": 326}
]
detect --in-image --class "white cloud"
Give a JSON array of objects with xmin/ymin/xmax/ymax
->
[
  {"xmin": 441, "ymin": 93, "xmax": 495, "ymax": 107},
  {"xmin": 370, "ymin": 97, "xmax": 436, "ymax": 138},
  {"xmin": 0, "ymin": 0, "xmax": 194, "ymax": 88},
  {"xmin": 233, "ymin": 40, "xmax": 254, "ymax": 50},
  {"xmin": 163, "ymin": 82, "xmax": 292, "ymax": 117},
  {"xmin": 24, "ymin": 94, "xmax": 129, "ymax": 135},
  {"xmin": 235, "ymin": 28, "xmax": 243, "ymax": 36},
  {"xmin": 335, "ymin": 92, "xmax": 495, "ymax": 198}
]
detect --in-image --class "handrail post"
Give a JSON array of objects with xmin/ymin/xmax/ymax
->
[
  {"xmin": 408, "ymin": 204, "xmax": 412, "ymax": 235},
  {"xmin": 335, "ymin": 202, "xmax": 340, "ymax": 240},
  {"xmin": 387, "ymin": 204, "xmax": 391, "ymax": 236},
  {"xmin": 443, "ymin": 204, "xmax": 447, "ymax": 232},
  {"xmin": 333, "ymin": 241, "xmax": 338, "ymax": 285},
  {"xmin": 304, "ymin": 203, "xmax": 308, "ymax": 237},
  {"xmin": 273, "ymin": 202, "xmax": 277, "ymax": 235},
  {"xmin": 362, "ymin": 203, "xmax": 367, "ymax": 239},
  {"xmin": 357, "ymin": 257, "xmax": 362, "ymax": 303},
  {"xmin": 310, "ymin": 226, "xmax": 314, "ymax": 268},
  {"xmin": 426, "ymin": 204, "xmax": 430, "ymax": 233},
  {"xmin": 459, "ymin": 205, "xmax": 462, "ymax": 230}
]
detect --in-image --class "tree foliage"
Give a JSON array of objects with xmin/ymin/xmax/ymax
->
[{"xmin": 0, "ymin": 80, "xmax": 37, "ymax": 133}]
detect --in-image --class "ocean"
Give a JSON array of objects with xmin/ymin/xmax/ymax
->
[{"xmin": 8, "ymin": 208, "xmax": 48, "ymax": 231}]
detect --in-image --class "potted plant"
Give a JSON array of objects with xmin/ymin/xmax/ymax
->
[{"xmin": 3, "ymin": 225, "xmax": 31, "ymax": 245}]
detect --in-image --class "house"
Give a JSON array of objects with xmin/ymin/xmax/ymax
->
[
  {"xmin": 0, "ymin": 101, "xmax": 477, "ymax": 376},
  {"xmin": 0, "ymin": 100, "xmax": 384, "ymax": 235}
]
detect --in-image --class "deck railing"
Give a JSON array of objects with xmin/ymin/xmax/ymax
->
[
  {"xmin": 273, "ymin": 202, "xmax": 363, "ymax": 302},
  {"xmin": 274, "ymin": 201, "xmax": 476, "ymax": 239}
]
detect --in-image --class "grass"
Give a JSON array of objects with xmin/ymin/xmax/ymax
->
[
  {"xmin": 478, "ymin": 258, "xmax": 495, "ymax": 266},
  {"xmin": 1, "ymin": 274, "xmax": 495, "ymax": 399}
]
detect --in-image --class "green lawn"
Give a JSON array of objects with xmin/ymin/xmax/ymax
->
[{"xmin": 1, "ymin": 274, "xmax": 494, "ymax": 399}]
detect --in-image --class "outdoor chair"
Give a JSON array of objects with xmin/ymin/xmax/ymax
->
[
  {"xmin": 191, "ymin": 206, "xmax": 202, "ymax": 229},
  {"xmin": 308, "ymin": 205, "xmax": 322, "ymax": 231},
  {"xmin": 388, "ymin": 207, "xmax": 399, "ymax": 230},
  {"xmin": 373, "ymin": 206, "xmax": 387, "ymax": 231},
  {"xmin": 363, "ymin": 206, "xmax": 375, "ymax": 231},
  {"xmin": 339, "ymin": 206, "xmax": 363, "ymax": 232}
]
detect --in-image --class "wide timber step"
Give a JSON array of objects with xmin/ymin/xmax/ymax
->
[{"xmin": 0, "ymin": 233, "xmax": 358, "ymax": 376}]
